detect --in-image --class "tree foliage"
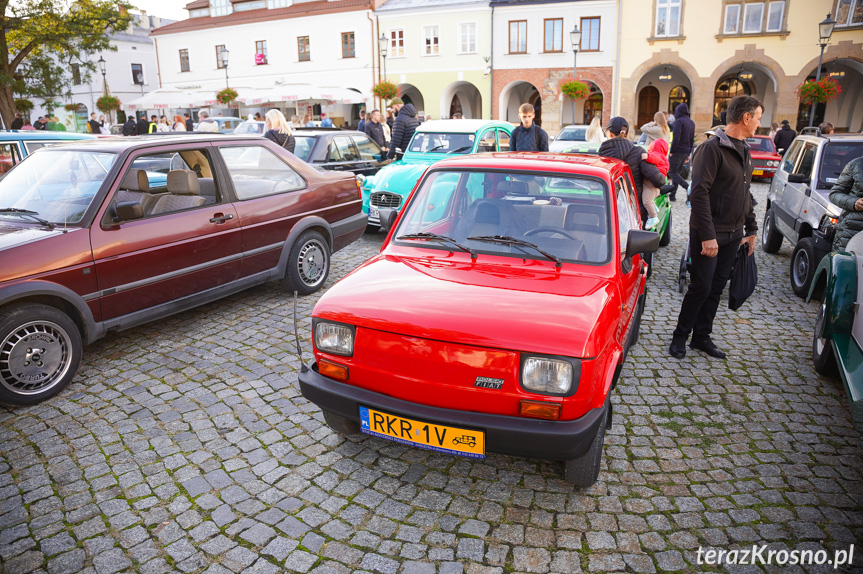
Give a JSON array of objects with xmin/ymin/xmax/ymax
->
[{"xmin": 0, "ymin": 0, "xmax": 134, "ymax": 126}]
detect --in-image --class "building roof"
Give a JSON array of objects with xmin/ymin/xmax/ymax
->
[
  {"xmin": 183, "ymin": 0, "xmax": 208, "ymax": 9},
  {"xmin": 377, "ymin": 0, "xmax": 488, "ymax": 11},
  {"xmin": 154, "ymin": 0, "xmax": 371, "ymax": 36}
]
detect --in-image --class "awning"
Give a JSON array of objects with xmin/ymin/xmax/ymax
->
[
  {"xmin": 128, "ymin": 85, "xmax": 369, "ymax": 110},
  {"xmin": 126, "ymin": 88, "xmax": 202, "ymax": 110},
  {"xmin": 248, "ymin": 84, "xmax": 369, "ymax": 106}
]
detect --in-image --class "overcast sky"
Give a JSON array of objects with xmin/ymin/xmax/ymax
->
[{"xmin": 130, "ymin": 0, "xmax": 188, "ymax": 23}]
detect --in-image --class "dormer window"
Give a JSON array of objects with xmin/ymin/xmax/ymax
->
[
  {"xmin": 190, "ymin": 8, "xmax": 209, "ymax": 17},
  {"xmin": 210, "ymin": 0, "xmax": 232, "ymax": 16}
]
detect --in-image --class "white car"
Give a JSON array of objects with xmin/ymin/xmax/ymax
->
[{"xmin": 549, "ymin": 125, "xmax": 590, "ymax": 153}]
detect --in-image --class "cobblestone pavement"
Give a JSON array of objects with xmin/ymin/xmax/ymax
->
[{"xmin": 1, "ymin": 181, "xmax": 862, "ymax": 574}]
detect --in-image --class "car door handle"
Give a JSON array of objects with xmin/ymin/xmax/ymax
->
[{"xmin": 209, "ymin": 213, "xmax": 234, "ymax": 224}]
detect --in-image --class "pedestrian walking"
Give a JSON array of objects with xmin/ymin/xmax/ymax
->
[
  {"xmin": 157, "ymin": 116, "xmax": 170, "ymax": 132},
  {"xmin": 364, "ymin": 109, "xmax": 387, "ymax": 155},
  {"xmin": 668, "ymin": 103, "xmax": 695, "ymax": 201},
  {"xmin": 828, "ymin": 156, "xmax": 863, "ymax": 251},
  {"xmin": 184, "ymin": 113, "xmax": 194, "ymax": 131},
  {"xmin": 148, "ymin": 115, "xmax": 159, "ymax": 134},
  {"xmin": 773, "ymin": 120, "xmax": 796, "ymax": 155},
  {"xmin": 303, "ymin": 114, "xmax": 315, "ymax": 127},
  {"xmin": 87, "ymin": 113, "xmax": 100, "ymax": 135},
  {"xmin": 509, "ymin": 103, "xmax": 549, "ymax": 152},
  {"xmin": 320, "ymin": 113, "xmax": 333, "ymax": 128},
  {"xmin": 585, "ymin": 116, "xmax": 605, "ymax": 144},
  {"xmin": 357, "ymin": 110, "xmax": 367, "ymax": 132},
  {"xmin": 172, "ymin": 115, "xmax": 187, "ymax": 131},
  {"xmin": 122, "ymin": 116, "xmax": 137, "ymax": 136},
  {"xmin": 768, "ymin": 122, "xmax": 779, "ymax": 140},
  {"xmin": 263, "ymin": 109, "xmax": 295, "ymax": 154},
  {"xmin": 34, "ymin": 117, "xmax": 46, "ymax": 130},
  {"xmin": 135, "ymin": 113, "xmax": 148, "ymax": 135},
  {"xmin": 290, "ymin": 115, "xmax": 302, "ymax": 129},
  {"xmin": 640, "ymin": 111, "xmax": 671, "ymax": 144},
  {"xmin": 386, "ymin": 97, "xmax": 419, "ymax": 160},
  {"xmin": 819, "ymin": 121, "xmax": 834, "ymax": 135},
  {"xmin": 10, "ymin": 113, "xmax": 23, "ymax": 130},
  {"xmin": 385, "ymin": 109, "xmax": 394, "ymax": 131},
  {"xmin": 20, "ymin": 118, "xmax": 35, "ymax": 130},
  {"xmin": 668, "ymin": 95, "xmax": 761, "ymax": 360},
  {"xmin": 196, "ymin": 110, "xmax": 219, "ymax": 132}
]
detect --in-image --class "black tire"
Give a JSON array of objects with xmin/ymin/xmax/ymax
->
[
  {"xmin": 762, "ymin": 208, "xmax": 783, "ymax": 254},
  {"xmin": 790, "ymin": 237, "xmax": 816, "ymax": 298},
  {"xmin": 365, "ymin": 224, "xmax": 381, "ymax": 234},
  {"xmin": 659, "ymin": 211, "xmax": 672, "ymax": 247},
  {"xmin": 0, "ymin": 304, "xmax": 82, "ymax": 406},
  {"xmin": 643, "ymin": 251, "xmax": 653, "ymax": 280},
  {"xmin": 323, "ymin": 410, "xmax": 362, "ymax": 436},
  {"xmin": 629, "ymin": 294, "xmax": 645, "ymax": 348},
  {"xmin": 284, "ymin": 230, "xmax": 331, "ymax": 296},
  {"xmin": 564, "ymin": 408, "xmax": 607, "ymax": 488},
  {"xmin": 812, "ymin": 302, "xmax": 838, "ymax": 376}
]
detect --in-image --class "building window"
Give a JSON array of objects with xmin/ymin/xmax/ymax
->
[
  {"xmin": 459, "ymin": 23, "xmax": 476, "ymax": 53},
  {"xmin": 508, "ymin": 20, "xmax": 527, "ymax": 54},
  {"xmin": 724, "ymin": 4, "xmax": 741, "ymax": 33},
  {"xmin": 235, "ymin": 0, "xmax": 265, "ymax": 11},
  {"xmin": 179, "ymin": 49, "xmax": 190, "ymax": 72},
  {"xmin": 390, "ymin": 29, "xmax": 404, "ymax": 58},
  {"xmin": 342, "ymin": 32, "xmax": 355, "ymax": 58},
  {"xmin": 131, "ymin": 63, "xmax": 144, "ymax": 85},
  {"xmin": 543, "ymin": 18, "xmax": 562, "ymax": 52},
  {"xmin": 210, "ymin": 0, "xmax": 232, "ymax": 16},
  {"xmin": 189, "ymin": 8, "xmax": 209, "ymax": 17},
  {"xmin": 423, "ymin": 26, "xmax": 439, "ymax": 56},
  {"xmin": 723, "ymin": 1, "xmax": 785, "ymax": 34},
  {"xmin": 298, "ymin": 36, "xmax": 310, "ymax": 61},
  {"xmin": 655, "ymin": 0, "xmax": 682, "ymax": 37},
  {"xmin": 71, "ymin": 64, "xmax": 81, "ymax": 85},
  {"xmin": 215, "ymin": 45, "xmax": 226, "ymax": 68},
  {"xmin": 256, "ymin": 40, "xmax": 268, "ymax": 64},
  {"xmin": 267, "ymin": 0, "xmax": 291, "ymax": 7},
  {"xmin": 742, "ymin": 2, "xmax": 764, "ymax": 32},
  {"xmin": 580, "ymin": 17, "xmax": 600, "ymax": 51},
  {"xmin": 765, "ymin": 1, "xmax": 784, "ymax": 30},
  {"xmin": 836, "ymin": 0, "xmax": 863, "ymax": 26}
]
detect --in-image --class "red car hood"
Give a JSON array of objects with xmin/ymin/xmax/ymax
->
[
  {"xmin": 750, "ymin": 150, "xmax": 780, "ymax": 161},
  {"xmin": 314, "ymin": 254, "xmax": 617, "ymax": 358}
]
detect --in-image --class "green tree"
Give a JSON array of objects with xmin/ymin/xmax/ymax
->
[{"xmin": 0, "ymin": 0, "xmax": 134, "ymax": 127}]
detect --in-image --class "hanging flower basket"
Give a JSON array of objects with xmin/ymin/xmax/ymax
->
[
  {"xmin": 96, "ymin": 95, "xmax": 121, "ymax": 113},
  {"xmin": 64, "ymin": 103, "xmax": 79, "ymax": 112},
  {"xmin": 372, "ymin": 81, "xmax": 398, "ymax": 101},
  {"xmin": 216, "ymin": 87, "xmax": 238, "ymax": 105},
  {"xmin": 559, "ymin": 79, "xmax": 590, "ymax": 100},
  {"xmin": 14, "ymin": 98, "xmax": 33, "ymax": 113},
  {"xmin": 796, "ymin": 76, "xmax": 842, "ymax": 105}
]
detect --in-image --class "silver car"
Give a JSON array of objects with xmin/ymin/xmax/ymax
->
[{"xmin": 549, "ymin": 125, "xmax": 590, "ymax": 153}]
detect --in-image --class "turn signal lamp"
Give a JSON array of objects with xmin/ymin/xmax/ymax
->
[
  {"xmin": 319, "ymin": 359, "xmax": 349, "ymax": 382},
  {"xmin": 519, "ymin": 400, "xmax": 561, "ymax": 420}
]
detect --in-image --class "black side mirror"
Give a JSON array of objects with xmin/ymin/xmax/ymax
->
[
  {"xmin": 625, "ymin": 229, "xmax": 660, "ymax": 258},
  {"xmin": 379, "ymin": 208, "xmax": 399, "ymax": 232},
  {"xmin": 116, "ymin": 201, "xmax": 143, "ymax": 222},
  {"xmin": 787, "ymin": 173, "xmax": 810, "ymax": 185}
]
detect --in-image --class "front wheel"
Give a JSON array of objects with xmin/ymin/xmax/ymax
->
[
  {"xmin": 790, "ymin": 237, "xmax": 817, "ymax": 298},
  {"xmin": 659, "ymin": 211, "xmax": 672, "ymax": 247},
  {"xmin": 284, "ymin": 230, "xmax": 331, "ymax": 296},
  {"xmin": 812, "ymin": 302, "xmax": 838, "ymax": 376},
  {"xmin": 323, "ymin": 410, "xmax": 362, "ymax": 436},
  {"xmin": 564, "ymin": 409, "xmax": 607, "ymax": 488},
  {"xmin": 762, "ymin": 208, "xmax": 783, "ymax": 253},
  {"xmin": 0, "ymin": 304, "xmax": 82, "ymax": 406}
]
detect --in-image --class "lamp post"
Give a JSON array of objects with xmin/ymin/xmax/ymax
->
[
  {"xmin": 809, "ymin": 13, "xmax": 836, "ymax": 127},
  {"xmin": 569, "ymin": 24, "xmax": 581, "ymax": 126},
  {"xmin": 378, "ymin": 34, "xmax": 388, "ymax": 83},
  {"xmin": 97, "ymin": 56, "xmax": 107, "ymax": 96},
  {"xmin": 220, "ymin": 47, "xmax": 230, "ymax": 89}
]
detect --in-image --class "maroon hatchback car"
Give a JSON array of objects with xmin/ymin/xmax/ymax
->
[{"xmin": 0, "ymin": 135, "xmax": 366, "ymax": 405}]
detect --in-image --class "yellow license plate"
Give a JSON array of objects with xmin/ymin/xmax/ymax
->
[
  {"xmin": 752, "ymin": 169, "xmax": 763, "ymax": 176},
  {"xmin": 359, "ymin": 406, "xmax": 485, "ymax": 458}
]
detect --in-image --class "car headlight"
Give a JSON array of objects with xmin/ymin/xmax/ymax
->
[
  {"xmin": 313, "ymin": 319, "xmax": 355, "ymax": 356},
  {"xmin": 520, "ymin": 355, "xmax": 580, "ymax": 396},
  {"xmin": 769, "ymin": 160, "xmax": 779, "ymax": 167}
]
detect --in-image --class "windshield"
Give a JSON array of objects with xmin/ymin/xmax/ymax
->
[
  {"xmin": 293, "ymin": 136, "xmax": 315, "ymax": 161},
  {"xmin": 234, "ymin": 122, "xmax": 264, "ymax": 135},
  {"xmin": 745, "ymin": 137, "xmax": 776, "ymax": 153},
  {"xmin": 0, "ymin": 150, "xmax": 115, "ymax": 225},
  {"xmin": 408, "ymin": 132, "xmax": 475, "ymax": 154},
  {"xmin": 394, "ymin": 169, "xmax": 611, "ymax": 264},
  {"xmin": 819, "ymin": 142, "xmax": 863, "ymax": 189},
  {"xmin": 555, "ymin": 127, "xmax": 587, "ymax": 142}
]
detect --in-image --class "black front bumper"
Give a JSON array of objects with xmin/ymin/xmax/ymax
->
[{"xmin": 299, "ymin": 365, "xmax": 608, "ymax": 461}]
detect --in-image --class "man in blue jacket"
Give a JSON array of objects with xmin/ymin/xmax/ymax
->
[
  {"xmin": 668, "ymin": 103, "xmax": 695, "ymax": 201},
  {"xmin": 386, "ymin": 98, "xmax": 419, "ymax": 160}
]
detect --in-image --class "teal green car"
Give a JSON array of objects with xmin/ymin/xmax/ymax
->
[
  {"xmin": 808, "ymin": 231, "xmax": 863, "ymax": 444},
  {"xmin": 363, "ymin": 119, "xmax": 513, "ymax": 230}
]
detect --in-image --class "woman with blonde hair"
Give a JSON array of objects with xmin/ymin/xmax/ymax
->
[
  {"xmin": 264, "ymin": 109, "xmax": 295, "ymax": 153},
  {"xmin": 585, "ymin": 116, "xmax": 605, "ymax": 143},
  {"xmin": 172, "ymin": 115, "xmax": 187, "ymax": 131},
  {"xmin": 290, "ymin": 114, "xmax": 302, "ymax": 129},
  {"xmin": 640, "ymin": 111, "xmax": 670, "ymax": 144}
]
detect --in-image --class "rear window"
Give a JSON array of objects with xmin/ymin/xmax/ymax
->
[
  {"xmin": 293, "ymin": 136, "xmax": 316, "ymax": 162},
  {"xmin": 819, "ymin": 142, "xmax": 863, "ymax": 189}
]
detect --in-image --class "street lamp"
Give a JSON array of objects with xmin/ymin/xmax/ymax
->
[
  {"xmin": 378, "ymin": 34, "xmax": 388, "ymax": 83},
  {"xmin": 809, "ymin": 13, "xmax": 836, "ymax": 127},
  {"xmin": 220, "ymin": 47, "xmax": 230, "ymax": 88},
  {"xmin": 569, "ymin": 24, "xmax": 581, "ymax": 126},
  {"xmin": 97, "ymin": 56, "xmax": 107, "ymax": 96}
]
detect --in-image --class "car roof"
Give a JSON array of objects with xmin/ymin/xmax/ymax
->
[
  {"xmin": 27, "ymin": 134, "xmax": 267, "ymax": 153},
  {"xmin": 796, "ymin": 133, "xmax": 863, "ymax": 144},
  {"xmin": 0, "ymin": 131, "xmax": 96, "ymax": 141},
  {"xmin": 415, "ymin": 119, "xmax": 512, "ymax": 134},
  {"xmin": 425, "ymin": 152, "xmax": 625, "ymax": 178},
  {"xmin": 293, "ymin": 130, "xmax": 366, "ymax": 137}
]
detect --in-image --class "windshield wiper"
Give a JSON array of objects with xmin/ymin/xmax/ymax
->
[
  {"xmin": 397, "ymin": 232, "xmax": 477, "ymax": 259},
  {"xmin": 447, "ymin": 146, "xmax": 472, "ymax": 155},
  {"xmin": 0, "ymin": 208, "xmax": 54, "ymax": 229},
  {"xmin": 425, "ymin": 144, "xmax": 446, "ymax": 153},
  {"xmin": 466, "ymin": 235, "xmax": 562, "ymax": 268}
]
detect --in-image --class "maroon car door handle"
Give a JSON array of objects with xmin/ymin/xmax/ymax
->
[{"xmin": 209, "ymin": 213, "xmax": 234, "ymax": 224}]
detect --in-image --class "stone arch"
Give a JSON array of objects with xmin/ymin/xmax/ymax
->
[
  {"xmin": 706, "ymin": 46, "xmax": 785, "ymax": 128},
  {"xmin": 440, "ymin": 81, "xmax": 483, "ymax": 119},
  {"xmin": 397, "ymin": 83, "xmax": 425, "ymax": 115},
  {"xmin": 499, "ymin": 80, "xmax": 541, "ymax": 124},
  {"xmin": 620, "ymin": 50, "xmax": 700, "ymax": 130}
]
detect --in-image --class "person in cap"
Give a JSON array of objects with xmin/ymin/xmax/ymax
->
[
  {"xmin": 510, "ymin": 103, "xmax": 549, "ymax": 152},
  {"xmin": 773, "ymin": 119, "xmax": 796, "ymax": 155},
  {"xmin": 386, "ymin": 97, "xmax": 419, "ymax": 160},
  {"xmin": 598, "ymin": 116, "xmax": 668, "ymax": 223},
  {"xmin": 320, "ymin": 113, "xmax": 334, "ymax": 128}
]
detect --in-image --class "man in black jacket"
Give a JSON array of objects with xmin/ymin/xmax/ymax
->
[
  {"xmin": 386, "ymin": 98, "xmax": 419, "ymax": 160},
  {"xmin": 136, "ymin": 113, "xmax": 149, "ymax": 136},
  {"xmin": 510, "ymin": 103, "xmax": 549, "ymax": 152},
  {"xmin": 669, "ymin": 95, "xmax": 760, "ymax": 360},
  {"xmin": 598, "ymin": 117, "xmax": 667, "ymax": 222},
  {"xmin": 668, "ymin": 103, "xmax": 695, "ymax": 201},
  {"xmin": 122, "ymin": 116, "xmax": 137, "ymax": 136},
  {"xmin": 364, "ymin": 109, "xmax": 387, "ymax": 156},
  {"xmin": 773, "ymin": 120, "xmax": 796, "ymax": 155},
  {"xmin": 10, "ymin": 113, "xmax": 24, "ymax": 130},
  {"xmin": 184, "ymin": 113, "xmax": 194, "ymax": 132}
]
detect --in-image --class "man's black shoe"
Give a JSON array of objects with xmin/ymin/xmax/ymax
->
[
  {"xmin": 690, "ymin": 338, "xmax": 727, "ymax": 359},
  {"xmin": 669, "ymin": 338, "xmax": 686, "ymax": 359},
  {"xmin": 669, "ymin": 193, "xmax": 677, "ymax": 202}
]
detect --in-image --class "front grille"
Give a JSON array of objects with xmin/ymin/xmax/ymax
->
[{"xmin": 370, "ymin": 192, "xmax": 402, "ymax": 209}]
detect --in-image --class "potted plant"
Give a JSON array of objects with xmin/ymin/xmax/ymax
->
[
  {"xmin": 559, "ymin": 79, "xmax": 590, "ymax": 101},
  {"xmin": 64, "ymin": 103, "xmax": 79, "ymax": 112},
  {"xmin": 796, "ymin": 76, "xmax": 842, "ymax": 105},
  {"xmin": 96, "ymin": 95, "xmax": 121, "ymax": 113},
  {"xmin": 216, "ymin": 87, "xmax": 238, "ymax": 105},
  {"xmin": 372, "ymin": 81, "xmax": 398, "ymax": 101}
]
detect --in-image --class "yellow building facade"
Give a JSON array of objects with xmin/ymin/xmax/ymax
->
[{"xmin": 615, "ymin": 0, "xmax": 863, "ymax": 135}]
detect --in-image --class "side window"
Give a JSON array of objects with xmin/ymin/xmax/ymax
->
[
  {"xmin": 352, "ymin": 135, "xmax": 382, "ymax": 161},
  {"xmin": 615, "ymin": 177, "xmax": 636, "ymax": 256},
  {"xmin": 220, "ymin": 145, "xmax": 306, "ymax": 199},
  {"xmin": 478, "ymin": 130, "xmax": 496, "ymax": 153},
  {"xmin": 781, "ymin": 141, "xmax": 803, "ymax": 173},
  {"xmin": 415, "ymin": 171, "xmax": 460, "ymax": 226},
  {"xmin": 0, "ymin": 143, "xmax": 21, "ymax": 175},
  {"xmin": 331, "ymin": 136, "xmax": 357, "ymax": 161},
  {"xmin": 497, "ymin": 130, "xmax": 511, "ymax": 152},
  {"xmin": 24, "ymin": 142, "xmax": 52, "ymax": 154},
  {"xmin": 794, "ymin": 143, "xmax": 817, "ymax": 178}
]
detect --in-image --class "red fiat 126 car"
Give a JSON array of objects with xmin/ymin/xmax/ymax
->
[
  {"xmin": 300, "ymin": 153, "xmax": 659, "ymax": 487},
  {"xmin": 747, "ymin": 135, "xmax": 782, "ymax": 180}
]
